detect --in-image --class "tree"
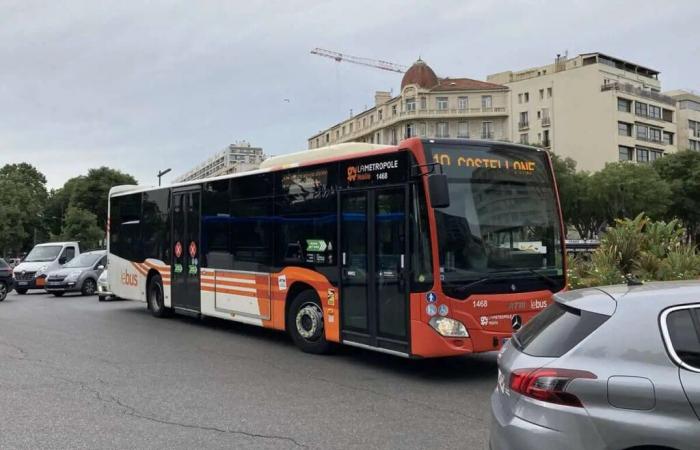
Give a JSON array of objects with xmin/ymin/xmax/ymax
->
[
  {"xmin": 60, "ymin": 206, "xmax": 104, "ymax": 249},
  {"xmin": 549, "ymin": 152, "xmax": 605, "ymax": 239},
  {"xmin": 69, "ymin": 167, "xmax": 136, "ymax": 230},
  {"xmin": 653, "ymin": 150, "xmax": 700, "ymax": 241},
  {"xmin": 590, "ymin": 162, "xmax": 671, "ymax": 224},
  {"xmin": 0, "ymin": 163, "xmax": 49, "ymax": 256}
]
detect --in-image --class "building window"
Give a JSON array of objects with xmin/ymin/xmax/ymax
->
[
  {"xmin": 524, "ymin": 92, "xmax": 529, "ymax": 103},
  {"xmin": 690, "ymin": 120, "xmax": 700, "ymax": 137},
  {"xmin": 649, "ymin": 127, "xmax": 662, "ymax": 143},
  {"xmin": 363, "ymin": 118, "xmax": 367, "ymax": 128},
  {"xmin": 406, "ymin": 123, "xmax": 415, "ymax": 138},
  {"xmin": 392, "ymin": 105, "xmax": 397, "ymax": 116},
  {"xmin": 420, "ymin": 97, "xmax": 427, "ymax": 110},
  {"xmin": 342, "ymin": 126, "xmax": 346, "ymax": 136},
  {"xmin": 457, "ymin": 121, "xmax": 469, "ymax": 138},
  {"xmin": 418, "ymin": 122, "xmax": 427, "ymax": 137},
  {"xmin": 391, "ymin": 128, "xmax": 397, "ymax": 145},
  {"xmin": 690, "ymin": 140, "xmax": 699, "ymax": 151},
  {"xmin": 650, "ymin": 149, "xmax": 663, "ymax": 161},
  {"xmin": 619, "ymin": 146, "xmax": 633, "ymax": 161},
  {"xmin": 539, "ymin": 89, "xmax": 544, "ymax": 100},
  {"xmin": 481, "ymin": 121, "xmax": 493, "ymax": 139},
  {"xmin": 518, "ymin": 93, "xmax": 522, "ymax": 104},
  {"xmin": 481, "ymin": 95, "xmax": 492, "ymax": 109},
  {"xmin": 519, "ymin": 111, "xmax": 529, "ymax": 129},
  {"xmin": 457, "ymin": 96, "xmax": 468, "ymax": 110},
  {"xmin": 542, "ymin": 130, "xmax": 550, "ymax": 147},
  {"xmin": 618, "ymin": 98, "xmax": 632, "ymax": 113},
  {"xmin": 349, "ymin": 122, "xmax": 354, "ymax": 133},
  {"xmin": 636, "ymin": 124, "xmax": 648, "ymax": 140},
  {"xmin": 519, "ymin": 133, "xmax": 528, "ymax": 144},
  {"xmin": 547, "ymin": 87, "xmax": 553, "ymax": 98},
  {"xmin": 635, "ymin": 101, "xmax": 648, "ymax": 117},
  {"xmin": 370, "ymin": 115, "xmax": 374, "ymax": 125},
  {"xmin": 325, "ymin": 133, "xmax": 329, "ymax": 143},
  {"xmin": 437, "ymin": 97, "xmax": 448, "ymax": 110},
  {"xmin": 618, "ymin": 122, "xmax": 632, "ymax": 136},
  {"xmin": 378, "ymin": 109, "xmax": 383, "ymax": 120},
  {"xmin": 406, "ymin": 98, "xmax": 416, "ymax": 112},
  {"xmin": 436, "ymin": 122, "xmax": 449, "ymax": 138},
  {"xmin": 335, "ymin": 130, "xmax": 340, "ymax": 140},
  {"xmin": 648, "ymin": 105, "xmax": 662, "ymax": 120},
  {"xmin": 636, "ymin": 147, "xmax": 650, "ymax": 163}
]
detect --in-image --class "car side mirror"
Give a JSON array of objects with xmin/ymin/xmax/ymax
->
[
  {"xmin": 59, "ymin": 257, "xmax": 67, "ymax": 265},
  {"xmin": 428, "ymin": 173, "xmax": 450, "ymax": 208},
  {"xmin": 97, "ymin": 265, "xmax": 105, "ymax": 271}
]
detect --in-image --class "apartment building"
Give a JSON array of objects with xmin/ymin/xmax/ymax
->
[
  {"xmin": 665, "ymin": 90, "xmax": 700, "ymax": 151},
  {"xmin": 174, "ymin": 141, "xmax": 266, "ymax": 182},
  {"xmin": 487, "ymin": 53, "xmax": 677, "ymax": 171},
  {"xmin": 307, "ymin": 59, "xmax": 510, "ymax": 149}
]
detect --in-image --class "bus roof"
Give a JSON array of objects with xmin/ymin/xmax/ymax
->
[{"xmin": 108, "ymin": 138, "xmax": 548, "ymax": 198}]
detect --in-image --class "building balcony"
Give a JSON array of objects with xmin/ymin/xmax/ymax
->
[
  {"xmin": 602, "ymin": 82, "xmax": 675, "ymax": 106},
  {"xmin": 636, "ymin": 136, "xmax": 666, "ymax": 146},
  {"xmin": 518, "ymin": 121, "xmax": 529, "ymax": 130},
  {"xmin": 481, "ymin": 132, "xmax": 495, "ymax": 139},
  {"xmin": 542, "ymin": 117, "xmax": 551, "ymax": 127}
]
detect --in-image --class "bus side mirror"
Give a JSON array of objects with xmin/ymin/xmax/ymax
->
[{"xmin": 428, "ymin": 173, "xmax": 450, "ymax": 208}]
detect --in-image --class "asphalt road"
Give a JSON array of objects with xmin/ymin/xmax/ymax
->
[{"xmin": 0, "ymin": 291, "xmax": 497, "ymax": 449}]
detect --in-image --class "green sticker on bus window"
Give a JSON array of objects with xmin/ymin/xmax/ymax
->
[
  {"xmin": 188, "ymin": 265, "xmax": 198, "ymax": 275},
  {"xmin": 306, "ymin": 239, "xmax": 328, "ymax": 252},
  {"xmin": 174, "ymin": 264, "xmax": 183, "ymax": 274}
]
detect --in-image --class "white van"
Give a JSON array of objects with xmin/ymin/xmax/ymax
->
[{"xmin": 13, "ymin": 242, "xmax": 81, "ymax": 294}]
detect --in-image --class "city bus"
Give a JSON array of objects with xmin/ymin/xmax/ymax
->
[{"xmin": 107, "ymin": 138, "xmax": 565, "ymax": 358}]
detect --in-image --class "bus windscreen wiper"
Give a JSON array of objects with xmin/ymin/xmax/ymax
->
[{"xmin": 521, "ymin": 268, "xmax": 559, "ymax": 288}]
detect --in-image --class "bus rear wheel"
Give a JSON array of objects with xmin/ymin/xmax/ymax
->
[
  {"xmin": 147, "ymin": 275, "xmax": 170, "ymax": 318},
  {"xmin": 287, "ymin": 290, "xmax": 332, "ymax": 354}
]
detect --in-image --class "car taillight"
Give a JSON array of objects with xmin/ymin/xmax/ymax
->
[{"xmin": 509, "ymin": 368, "xmax": 596, "ymax": 407}]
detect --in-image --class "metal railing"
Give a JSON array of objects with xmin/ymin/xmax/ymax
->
[
  {"xmin": 602, "ymin": 82, "xmax": 675, "ymax": 106},
  {"xmin": 518, "ymin": 121, "xmax": 529, "ymax": 130},
  {"xmin": 542, "ymin": 117, "xmax": 551, "ymax": 126},
  {"xmin": 481, "ymin": 132, "xmax": 494, "ymax": 139}
]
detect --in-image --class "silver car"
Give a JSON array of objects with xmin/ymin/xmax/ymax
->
[
  {"xmin": 45, "ymin": 251, "xmax": 107, "ymax": 297},
  {"xmin": 490, "ymin": 281, "xmax": 700, "ymax": 450}
]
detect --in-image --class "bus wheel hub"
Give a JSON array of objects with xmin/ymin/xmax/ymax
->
[{"xmin": 296, "ymin": 303, "xmax": 323, "ymax": 340}]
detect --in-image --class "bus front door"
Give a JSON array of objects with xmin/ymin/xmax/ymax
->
[
  {"xmin": 340, "ymin": 187, "xmax": 409, "ymax": 355},
  {"xmin": 171, "ymin": 188, "xmax": 201, "ymax": 312}
]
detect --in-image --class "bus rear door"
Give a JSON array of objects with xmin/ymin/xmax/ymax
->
[{"xmin": 171, "ymin": 188, "xmax": 202, "ymax": 312}]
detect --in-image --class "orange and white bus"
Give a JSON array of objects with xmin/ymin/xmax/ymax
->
[{"xmin": 107, "ymin": 138, "xmax": 565, "ymax": 358}]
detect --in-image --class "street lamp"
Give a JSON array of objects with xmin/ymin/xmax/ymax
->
[{"xmin": 157, "ymin": 168, "xmax": 172, "ymax": 187}]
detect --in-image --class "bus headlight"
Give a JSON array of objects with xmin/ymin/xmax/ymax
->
[{"xmin": 429, "ymin": 317, "xmax": 469, "ymax": 337}]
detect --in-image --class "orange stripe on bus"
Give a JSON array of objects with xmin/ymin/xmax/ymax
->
[{"xmin": 215, "ymin": 272, "xmax": 256, "ymax": 280}]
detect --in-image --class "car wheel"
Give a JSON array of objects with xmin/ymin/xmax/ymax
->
[
  {"xmin": 81, "ymin": 279, "xmax": 97, "ymax": 296},
  {"xmin": 147, "ymin": 274, "xmax": 170, "ymax": 318},
  {"xmin": 0, "ymin": 281, "xmax": 7, "ymax": 301},
  {"xmin": 287, "ymin": 289, "xmax": 332, "ymax": 354},
  {"xmin": 52, "ymin": 292, "xmax": 64, "ymax": 297},
  {"xmin": 15, "ymin": 288, "xmax": 27, "ymax": 295}
]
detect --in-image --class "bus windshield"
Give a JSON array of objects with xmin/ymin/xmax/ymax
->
[{"xmin": 426, "ymin": 143, "xmax": 564, "ymax": 297}]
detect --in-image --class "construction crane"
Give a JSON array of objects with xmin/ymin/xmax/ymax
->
[{"xmin": 310, "ymin": 48, "xmax": 408, "ymax": 73}]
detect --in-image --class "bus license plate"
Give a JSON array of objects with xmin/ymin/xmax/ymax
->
[{"xmin": 18, "ymin": 281, "xmax": 27, "ymax": 286}]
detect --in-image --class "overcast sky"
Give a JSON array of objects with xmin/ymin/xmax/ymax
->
[{"xmin": 1, "ymin": 0, "xmax": 698, "ymax": 188}]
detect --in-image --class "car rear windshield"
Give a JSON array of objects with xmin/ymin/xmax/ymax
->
[
  {"xmin": 0, "ymin": 259, "xmax": 8, "ymax": 269},
  {"xmin": 513, "ymin": 302, "xmax": 610, "ymax": 357}
]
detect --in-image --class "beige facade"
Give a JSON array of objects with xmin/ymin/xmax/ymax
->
[
  {"xmin": 308, "ymin": 60, "xmax": 510, "ymax": 149},
  {"xmin": 174, "ymin": 141, "xmax": 266, "ymax": 182},
  {"xmin": 487, "ymin": 53, "xmax": 677, "ymax": 171},
  {"xmin": 665, "ymin": 90, "xmax": 700, "ymax": 151}
]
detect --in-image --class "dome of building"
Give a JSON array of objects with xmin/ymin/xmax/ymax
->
[{"xmin": 401, "ymin": 58, "xmax": 439, "ymax": 89}]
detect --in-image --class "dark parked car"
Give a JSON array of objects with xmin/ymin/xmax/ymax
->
[{"xmin": 0, "ymin": 258, "xmax": 14, "ymax": 301}]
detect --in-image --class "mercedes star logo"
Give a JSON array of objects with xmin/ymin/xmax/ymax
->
[{"xmin": 511, "ymin": 314, "xmax": 522, "ymax": 331}]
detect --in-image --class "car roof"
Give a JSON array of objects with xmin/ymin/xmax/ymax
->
[
  {"xmin": 556, "ymin": 281, "xmax": 700, "ymax": 315},
  {"xmin": 35, "ymin": 242, "xmax": 78, "ymax": 247},
  {"xmin": 81, "ymin": 250, "xmax": 106, "ymax": 256}
]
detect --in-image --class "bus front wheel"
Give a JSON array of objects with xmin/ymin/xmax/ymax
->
[
  {"xmin": 147, "ymin": 275, "xmax": 170, "ymax": 318},
  {"xmin": 287, "ymin": 290, "xmax": 332, "ymax": 354}
]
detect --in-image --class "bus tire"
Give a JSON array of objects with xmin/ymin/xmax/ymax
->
[
  {"xmin": 287, "ymin": 289, "xmax": 332, "ymax": 354},
  {"xmin": 147, "ymin": 274, "xmax": 170, "ymax": 318}
]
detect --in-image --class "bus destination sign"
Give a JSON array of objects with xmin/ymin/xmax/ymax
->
[{"xmin": 341, "ymin": 153, "xmax": 407, "ymax": 187}]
